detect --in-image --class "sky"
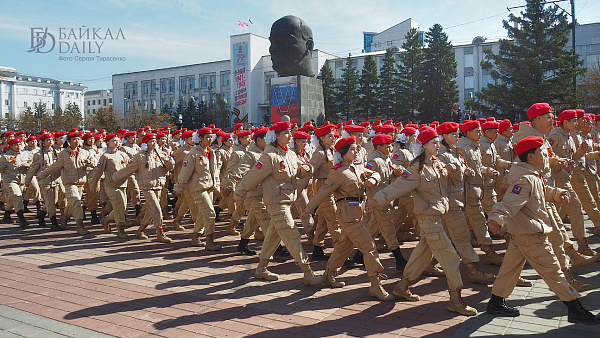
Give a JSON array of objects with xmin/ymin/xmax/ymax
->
[{"xmin": 2, "ymin": 0, "xmax": 599, "ymax": 91}]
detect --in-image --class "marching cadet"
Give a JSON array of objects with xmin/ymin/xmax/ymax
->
[
  {"xmin": 364, "ymin": 134, "xmax": 409, "ymax": 271},
  {"xmin": 39, "ymin": 132, "xmax": 96, "ymax": 235},
  {"xmin": 293, "ymin": 131, "xmax": 315, "ymax": 245},
  {"xmin": 0, "ymin": 138, "xmax": 30, "ymax": 228},
  {"xmin": 112, "ymin": 133, "xmax": 174, "ymax": 243},
  {"xmin": 26, "ymin": 133, "xmax": 61, "ymax": 230},
  {"xmin": 214, "ymin": 132, "xmax": 233, "ymax": 208},
  {"xmin": 174, "ymin": 127, "xmax": 222, "ymax": 251},
  {"xmin": 494, "ymin": 120, "xmax": 516, "ymax": 201},
  {"xmin": 457, "ymin": 120, "xmax": 504, "ymax": 265},
  {"xmin": 518, "ymin": 103, "xmax": 596, "ymax": 292},
  {"xmin": 436, "ymin": 122, "xmax": 495, "ymax": 284},
  {"xmin": 486, "ymin": 136, "xmax": 600, "ymax": 325},
  {"xmin": 344, "ymin": 125, "xmax": 368, "ymax": 164},
  {"xmin": 90, "ymin": 134, "xmax": 130, "ymax": 239},
  {"xmin": 171, "ymin": 130, "xmax": 198, "ymax": 232},
  {"xmin": 82, "ymin": 132, "xmax": 101, "ymax": 225},
  {"xmin": 227, "ymin": 127, "xmax": 270, "ymax": 255},
  {"xmin": 121, "ymin": 130, "xmax": 143, "ymax": 217},
  {"xmin": 302, "ymin": 136, "xmax": 393, "ymax": 301},
  {"xmin": 234, "ymin": 121, "xmax": 324, "ymax": 286},
  {"xmin": 548, "ymin": 110, "xmax": 598, "ymax": 257},
  {"xmin": 22, "ymin": 135, "xmax": 45, "ymax": 224},
  {"xmin": 579, "ymin": 113, "xmax": 600, "ymax": 225},
  {"xmin": 157, "ymin": 132, "xmax": 173, "ymax": 220},
  {"xmin": 369, "ymin": 127, "xmax": 478, "ymax": 316},
  {"xmin": 480, "ymin": 120, "xmax": 513, "ymax": 214}
]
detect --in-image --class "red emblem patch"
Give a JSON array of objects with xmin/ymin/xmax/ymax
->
[
  {"xmin": 401, "ymin": 169, "xmax": 411, "ymax": 178},
  {"xmin": 512, "ymin": 185, "xmax": 522, "ymax": 194},
  {"xmin": 256, "ymin": 161, "xmax": 263, "ymax": 169},
  {"xmin": 392, "ymin": 153, "xmax": 399, "ymax": 159},
  {"xmin": 548, "ymin": 139, "xmax": 554, "ymax": 146},
  {"xmin": 332, "ymin": 164, "xmax": 342, "ymax": 170}
]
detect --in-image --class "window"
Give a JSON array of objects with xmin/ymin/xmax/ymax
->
[
  {"xmin": 4, "ymin": 99, "xmax": 8, "ymax": 106},
  {"xmin": 169, "ymin": 97, "xmax": 175, "ymax": 108},
  {"xmin": 222, "ymin": 91, "xmax": 230, "ymax": 105},
  {"xmin": 144, "ymin": 82, "xmax": 149, "ymax": 94},
  {"xmin": 464, "ymin": 54, "xmax": 474, "ymax": 68},
  {"xmin": 161, "ymin": 80, "xmax": 167, "ymax": 93},
  {"xmin": 109, "ymin": 98, "xmax": 112, "ymax": 104},
  {"xmin": 169, "ymin": 79, "xmax": 175, "ymax": 92},
  {"xmin": 33, "ymin": 89, "xmax": 38, "ymax": 95},
  {"xmin": 482, "ymin": 74, "xmax": 493, "ymax": 87},
  {"xmin": 92, "ymin": 109, "xmax": 96, "ymax": 114},
  {"xmin": 43, "ymin": 90, "xmax": 46, "ymax": 96},
  {"xmin": 52, "ymin": 103, "xmax": 55, "ymax": 109},
  {"xmin": 221, "ymin": 72, "xmax": 230, "ymax": 86},
  {"xmin": 132, "ymin": 83, "xmax": 137, "ymax": 95},
  {"xmin": 75, "ymin": 93, "xmax": 79, "ymax": 98},
  {"xmin": 151, "ymin": 81, "xmax": 156, "ymax": 93},
  {"xmin": 151, "ymin": 99, "xmax": 156, "ymax": 110},
  {"xmin": 210, "ymin": 75, "xmax": 216, "ymax": 88},
  {"xmin": 387, "ymin": 41, "xmax": 392, "ymax": 46},
  {"xmin": 143, "ymin": 100, "xmax": 148, "ymax": 110},
  {"xmin": 24, "ymin": 101, "xmax": 27, "ymax": 107},
  {"xmin": 464, "ymin": 76, "xmax": 474, "ymax": 89},
  {"xmin": 87, "ymin": 100, "xmax": 91, "ymax": 105},
  {"xmin": 201, "ymin": 76, "xmax": 208, "ymax": 89},
  {"xmin": 189, "ymin": 77, "xmax": 195, "ymax": 90},
  {"xmin": 180, "ymin": 78, "xmax": 187, "ymax": 92},
  {"xmin": 92, "ymin": 100, "xmax": 96, "ymax": 105},
  {"xmin": 103, "ymin": 99, "xmax": 107, "ymax": 106}
]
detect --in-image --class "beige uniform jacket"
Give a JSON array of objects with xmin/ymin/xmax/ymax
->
[
  {"xmin": 373, "ymin": 157, "xmax": 449, "ymax": 217},
  {"xmin": 214, "ymin": 145, "xmax": 233, "ymax": 191},
  {"xmin": 306, "ymin": 160, "xmax": 380, "ymax": 223},
  {"xmin": 221, "ymin": 143, "xmax": 247, "ymax": 191},
  {"xmin": 234, "ymin": 144, "xmax": 313, "ymax": 208},
  {"xmin": 547, "ymin": 127, "xmax": 585, "ymax": 182},
  {"xmin": 171, "ymin": 143, "xmax": 193, "ymax": 183},
  {"xmin": 437, "ymin": 143, "xmax": 467, "ymax": 209},
  {"xmin": 390, "ymin": 148, "xmax": 413, "ymax": 169},
  {"xmin": 174, "ymin": 146, "xmax": 216, "ymax": 194},
  {"xmin": 90, "ymin": 148, "xmax": 129, "ymax": 189},
  {"xmin": 26, "ymin": 147, "xmax": 60, "ymax": 187},
  {"xmin": 0, "ymin": 149, "xmax": 28, "ymax": 185},
  {"xmin": 488, "ymin": 162, "xmax": 566, "ymax": 235},
  {"xmin": 39, "ymin": 147, "xmax": 95, "ymax": 186},
  {"xmin": 457, "ymin": 137, "xmax": 496, "ymax": 187},
  {"xmin": 365, "ymin": 149, "xmax": 396, "ymax": 207},
  {"xmin": 226, "ymin": 143, "xmax": 264, "ymax": 198},
  {"xmin": 572, "ymin": 130, "xmax": 600, "ymax": 176},
  {"xmin": 480, "ymin": 135, "xmax": 511, "ymax": 188},
  {"xmin": 494, "ymin": 134, "xmax": 515, "ymax": 188},
  {"xmin": 114, "ymin": 148, "xmax": 174, "ymax": 190},
  {"xmin": 121, "ymin": 142, "xmax": 141, "ymax": 158},
  {"xmin": 516, "ymin": 123, "xmax": 564, "ymax": 187}
]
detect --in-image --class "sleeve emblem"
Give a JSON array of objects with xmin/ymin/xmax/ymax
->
[
  {"xmin": 183, "ymin": 160, "xmax": 188, "ymax": 167},
  {"xmin": 392, "ymin": 153, "xmax": 399, "ymax": 159},
  {"xmin": 401, "ymin": 169, "xmax": 411, "ymax": 178},
  {"xmin": 512, "ymin": 185, "xmax": 522, "ymax": 194},
  {"xmin": 256, "ymin": 161, "xmax": 263, "ymax": 169}
]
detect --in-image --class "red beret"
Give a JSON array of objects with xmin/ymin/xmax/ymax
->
[
  {"xmin": 145, "ymin": 126, "xmax": 151, "ymax": 131},
  {"xmin": 417, "ymin": 127, "xmax": 438, "ymax": 145},
  {"xmin": 38, "ymin": 129, "xmax": 48, "ymax": 136},
  {"xmin": 99, "ymin": 129, "xmax": 107, "ymax": 133},
  {"xmin": 105, "ymin": 133, "xmax": 118, "ymax": 142},
  {"xmin": 293, "ymin": 131, "xmax": 309, "ymax": 139},
  {"xmin": 513, "ymin": 123, "xmax": 520, "ymax": 132},
  {"xmin": 346, "ymin": 120, "xmax": 354, "ymax": 125},
  {"xmin": 16, "ymin": 131, "xmax": 25, "ymax": 136},
  {"xmin": 69, "ymin": 128, "xmax": 78, "ymax": 133},
  {"xmin": 157, "ymin": 132, "xmax": 167, "ymax": 138},
  {"xmin": 395, "ymin": 121, "xmax": 403, "ymax": 128},
  {"xmin": 207, "ymin": 124, "xmax": 215, "ymax": 128},
  {"xmin": 233, "ymin": 123, "xmax": 244, "ymax": 132},
  {"xmin": 222, "ymin": 133, "xmax": 232, "ymax": 141},
  {"xmin": 26, "ymin": 135, "xmax": 37, "ymax": 142},
  {"xmin": 476, "ymin": 118, "xmax": 487, "ymax": 124},
  {"xmin": 197, "ymin": 127, "xmax": 213, "ymax": 135},
  {"xmin": 558, "ymin": 110, "xmax": 577, "ymax": 123},
  {"xmin": 359, "ymin": 121, "xmax": 370, "ymax": 127},
  {"xmin": 253, "ymin": 127, "xmax": 268, "ymax": 138},
  {"xmin": 82, "ymin": 132, "xmax": 94, "ymax": 140},
  {"xmin": 405, "ymin": 124, "xmax": 418, "ymax": 129},
  {"xmin": 431, "ymin": 121, "xmax": 439, "ymax": 125},
  {"xmin": 486, "ymin": 117, "xmax": 496, "ymax": 122},
  {"xmin": 401, "ymin": 127, "xmax": 417, "ymax": 136},
  {"xmin": 373, "ymin": 120, "xmax": 381, "ymax": 126},
  {"xmin": 124, "ymin": 131, "xmax": 137, "ymax": 138},
  {"xmin": 4, "ymin": 131, "xmax": 15, "ymax": 137},
  {"xmin": 372, "ymin": 134, "xmax": 393, "ymax": 145},
  {"xmin": 117, "ymin": 129, "xmax": 126, "ymax": 134},
  {"xmin": 54, "ymin": 131, "xmax": 67, "ymax": 137},
  {"xmin": 137, "ymin": 128, "xmax": 145, "ymax": 133},
  {"xmin": 315, "ymin": 125, "xmax": 335, "ymax": 137},
  {"xmin": 94, "ymin": 134, "xmax": 104, "ymax": 140},
  {"xmin": 383, "ymin": 120, "xmax": 393, "ymax": 125},
  {"xmin": 595, "ymin": 115, "xmax": 600, "ymax": 122},
  {"xmin": 303, "ymin": 121, "xmax": 313, "ymax": 127},
  {"xmin": 334, "ymin": 136, "xmax": 356, "ymax": 151},
  {"xmin": 436, "ymin": 122, "xmax": 459, "ymax": 135},
  {"xmin": 380, "ymin": 125, "xmax": 396, "ymax": 133},
  {"xmin": 584, "ymin": 114, "xmax": 593, "ymax": 122},
  {"xmin": 498, "ymin": 120, "xmax": 512, "ymax": 133},
  {"xmin": 172, "ymin": 129, "xmax": 182, "ymax": 136},
  {"xmin": 270, "ymin": 121, "xmax": 291, "ymax": 133},
  {"xmin": 373, "ymin": 125, "xmax": 382, "ymax": 132},
  {"xmin": 460, "ymin": 120, "xmax": 480, "ymax": 133},
  {"xmin": 236, "ymin": 130, "xmax": 252, "ymax": 137},
  {"xmin": 291, "ymin": 123, "xmax": 297, "ymax": 129},
  {"xmin": 575, "ymin": 109, "xmax": 585, "ymax": 118},
  {"xmin": 8, "ymin": 138, "xmax": 21, "ymax": 146},
  {"xmin": 40, "ymin": 133, "xmax": 53, "ymax": 141},
  {"xmin": 481, "ymin": 121, "xmax": 500, "ymax": 130},
  {"xmin": 142, "ymin": 133, "xmax": 156, "ymax": 143},
  {"xmin": 67, "ymin": 132, "xmax": 81, "ymax": 139},
  {"xmin": 345, "ymin": 125, "xmax": 365, "ymax": 133},
  {"xmin": 216, "ymin": 130, "xmax": 226, "ymax": 137},
  {"xmin": 527, "ymin": 103, "xmax": 552, "ymax": 120},
  {"xmin": 180, "ymin": 130, "xmax": 193, "ymax": 139},
  {"xmin": 515, "ymin": 136, "xmax": 544, "ymax": 156}
]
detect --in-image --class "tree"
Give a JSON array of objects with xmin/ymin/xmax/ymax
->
[
  {"xmin": 18, "ymin": 106, "xmax": 39, "ymax": 132},
  {"xmin": 336, "ymin": 54, "xmax": 360, "ymax": 121},
  {"xmin": 420, "ymin": 24, "xmax": 458, "ymax": 122},
  {"xmin": 84, "ymin": 106, "xmax": 118, "ymax": 131},
  {"xmin": 317, "ymin": 63, "xmax": 337, "ymax": 122},
  {"xmin": 358, "ymin": 54, "xmax": 379, "ymax": 121},
  {"xmin": 579, "ymin": 57, "xmax": 600, "ymax": 112},
  {"xmin": 478, "ymin": 0, "xmax": 586, "ymax": 120},
  {"xmin": 396, "ymin": 28, "xmax": 425, "ymax": 122},
  {"xmin": 378, "ymin": 48, "xmax": 399, "ymax": 119}
]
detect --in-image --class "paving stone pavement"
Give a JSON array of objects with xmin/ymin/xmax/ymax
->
[{"xmin": 0, "ymin": 209, "xmax": 599, "ymax": 337}]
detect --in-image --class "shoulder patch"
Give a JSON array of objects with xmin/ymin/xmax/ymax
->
[
  {"xmin": 392, "ymin": 153, "xmax": 399, "ymax": 159},
  {"xmin": 183, "ymin": 160, "xmax": 188, "ymax": 167},
  {"xmin": 332, "ymin": 163, "xmax": 342, "ymax": 170},
  {"xmin": 512, "ymin": 185, "xmax": 522, "ymax": 195},
  {"xmin": 401, "ymin": 169, "xmax": 411, "ymax": 178},
  {"xmin": 97, "ymin": 162, "xmax": 101, "ymax": 167},
  {"xmin": 365, "ymin": 162, "xmax": 373, "ymax": 169},
  {"xmin": 256, "ymin": 161, "xmax": 263, "ymax": 169},
  {"xmin": 548, "ymin": 139, "xmax": 554, "ymax": 146},
  {"xmin": 129, "ymin": 159, "xmax": 133, "ymax": 163}
]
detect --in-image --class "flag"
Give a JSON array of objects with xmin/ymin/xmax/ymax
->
[
  {"xmin": 237, "ymin": 20, "xmax": 243, "ymax": 27},
  {"xmin": 248, "ymin": 19, "xmax": 253, "ymax": 25},
  {"xmin": 242, "ymin": 21, "xmax": 249, "ymax": 26}
]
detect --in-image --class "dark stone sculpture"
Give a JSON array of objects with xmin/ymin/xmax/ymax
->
[{"xmin": 269, "ymin": 15, "xmax": 314, "ymax": 77}]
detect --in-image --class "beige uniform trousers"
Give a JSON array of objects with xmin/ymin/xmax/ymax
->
[
  {"xmin": 40, "ymin": 184, "xmax": 58, "ymax": 217},
  {"xmin": 181, "ymin": 189, "xmax": 200, "ymax": 224},
  {"xmin": 482, "ymin": 186, "xmax": 497, "ymax": 215},
  {"xmin": 392, "ymin": 196, "xmax": 418, "ymax": 237},
  {"xmin": 83, "ymin": 180, "xmax": 99, "ymax": 211},
  {"xmin": 367, "ymin": 206, "xmax": 399, "ymax": 251},
  {"xmin": 241, "ymin": 196, "xmax": 269, "ymax": 239},
  {"xmin": 5, "ymin": 182, "xmax": 24, "ymax": 213},
  {"xmin": 64, "ymin": 184, "xmax": 84, "ymax": 221},
  {"xmin": 57, "ymin": 179, "xmax": 67, "ymax": 209},
  {"xmin": 465, "ymin": 185, "xmax": 494, "ymax": 246},
  {"xmin": 492, "ymin": 233, "xmax": 579, "ymax": 302},
  {"xmin": 105, "ymin": 187, "xmax": 127, "ymax": 225},
  {"xmin": 259, "ymin": 205, "xmax": 309, "ymax": 265},
  {"xmin": 545, "ymin": 202, "xmax": 572, "ymax": 269},
  {"xmin": 126, "ymin": 176, "xmax": 141, "ymax": 206},
  {"xmin": 570, "ymin": 173, "xmax": 600, "ymax": 229},
  {"xmin": 442, "ymin": 208, "xmax": 480, "ymax": 264},
  {"xmin": 192, "ymin": 190, "xmax": 216, "ymax": 236},
  {"xmin": 218, "ymin": 195, "xmax": 235, "ymax": 216},
  {"xmin": 328, "ymin": 205, "xmax": 384, "ymax": 277},
  {"xmin": 556, "ymin": 180, "xmax": 588, "ymax": 240},
  {"xmin": 403, "ymin": 216, "xmax": 463, "ymax": 290},
  {"xmin": 295, "ymin": 189, "xmax": 314, "ymax": 236},
  {"xmin": 23, "ymin": 176, "xmax": 42, "ymax": 202},
  {"xmin": 140, "ymin": 189, "xmax": 162, "ymax": 229},
  {"xmin": 584, "ymin": 170, "xmax": 600, "ymax": 208},
  {"xmin": 313, "ymin": 195, "xmax": 342, "ymax": 247}
]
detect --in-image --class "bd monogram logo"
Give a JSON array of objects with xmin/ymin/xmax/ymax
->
[{"xmin": 28, "ymin": 28, "xmax": 55, "ymax": 53}]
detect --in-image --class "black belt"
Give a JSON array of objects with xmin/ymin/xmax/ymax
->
[{"xmin": 336, "ymin": 196, "xmax": 364, "ymax": 203}]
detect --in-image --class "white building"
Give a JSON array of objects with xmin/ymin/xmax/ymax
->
[
  {"xmin": 0, "ymin": 66, "xmax": 85, "ymax": 129},
  {"xmin": 84, "ymin": 89, "xmax": 113, "ymax": 119},
  {"xmin": 363, "ymin": 18, "xmax": 422, "ymax": 53}
]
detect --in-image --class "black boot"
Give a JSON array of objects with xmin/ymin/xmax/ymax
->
[
  {"xmin": 343, "ymin": 256, "xmax": 359, "ymax": 268},
  {"xmin": 486, "ymin": 294, "xmax": 520, "ymax": 317},
  {"xmin": 82, "ymin": 206, "xmax": 87, "ymax": 220},
  {"xmin": 214, "ymin": 206, "xmax": 223, "ymax": 222},
  {"xmin": 564, "ymin": 299, "xmax": 600, "ymax": 325},
  {"xmin": 135, "ymin": 205, "xmax": 142, "ymax": 217},
  {"xmin": 36, "ymin": 201, "xmax": 47, "ymax": 227},
  {"xmin": 23, "ymin": 200, "xmax": 32, "ymax": 213},
  {"xmin": 0, "ymin": 201, "xmax": 4, "ymax": 211},
  {"xmin": 237, "ymin": 238, "xmax": 256, "ymax": 255},
  {"xmin": 169, "ymin": 196, "xmax": 178, "ymax": 208},
  {"xmin": 274, "ymin": 245, "xmax": 291, "ymax": 257},
  {"xmin": 312, "ymin": 245, "xmax": 330, "ymax": 261},
  {"xmin": 352, "ymin": 250, "xmax": 364, "ymax": 265},
  {"xmin": 90, "ymin": 210, "xmax": 100, "ymax": 225},
  {"xmin": 2, "ymin": 210, "xmax": 13, "ymax": 224},
  {"xmin": 17, "ymin": 210, "xmax": 29, "ymax": 228},
  {"xmin": 392, "ymin": 247, "xmax": 408, "ymax": 271},
  {"xmin": 50, "ymin": 216, "xmax": 60, "ymax": 231}
]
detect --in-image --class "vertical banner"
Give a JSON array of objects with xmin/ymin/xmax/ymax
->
[
  {"xmin": 270, "ymin": 76, "xmax": 298, "ymax": 123},
  {"xmin": 233, "ymin": 43, "xmax": 249, "ymax": 124}
]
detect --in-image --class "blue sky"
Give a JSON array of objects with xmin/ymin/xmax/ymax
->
[{"xmin": 2, "ymin": 0, "xmax": 599, "ymax": 91}]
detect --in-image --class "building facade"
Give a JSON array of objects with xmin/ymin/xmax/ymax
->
[
  {"xmin": 0, "ymin": 66, "xmax": 85, "ymax": 130},
  {"xmin": 84, "ymin": 89, "xmax": 113, "ymax": 119}
]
